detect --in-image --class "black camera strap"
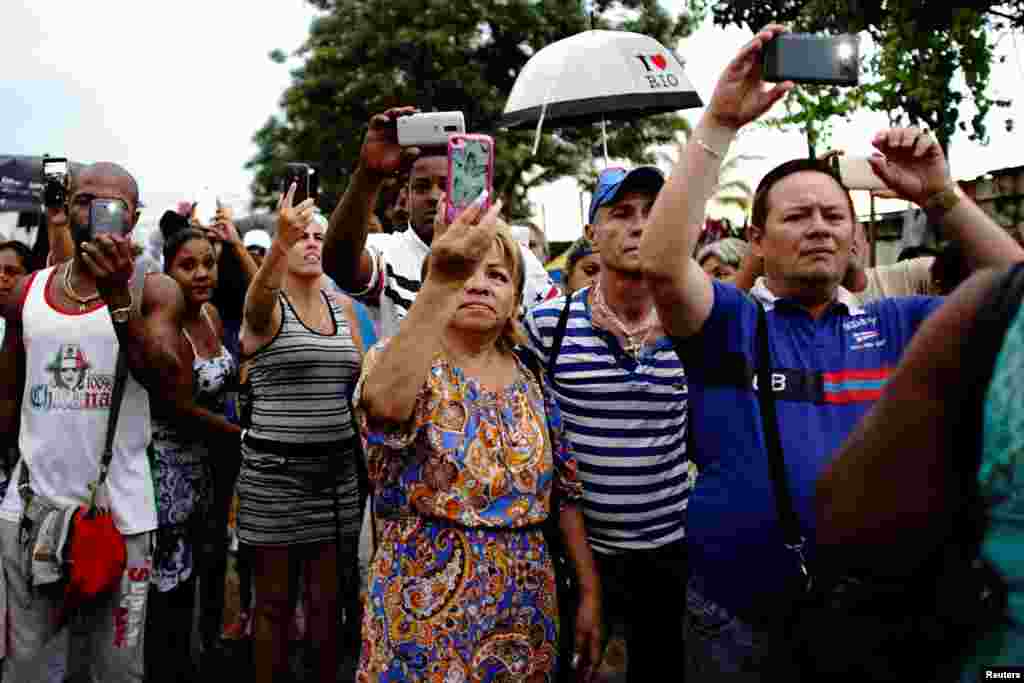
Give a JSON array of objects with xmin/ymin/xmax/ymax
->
[
  {"xmin": 547, "ymin": 292, "xmax": 573, "ymax": 378},
  {"xmin": 755, "ymin": 304, "xmax": 811, "ymax": 588}
]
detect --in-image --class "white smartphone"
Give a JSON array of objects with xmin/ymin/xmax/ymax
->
[
  {"xmin": 396, "ymin": 111, "xmax": 466, "ymax": 147},
  {"xmin": 833, "ymin": 156, "xmax": 888, "ymax": 192}
]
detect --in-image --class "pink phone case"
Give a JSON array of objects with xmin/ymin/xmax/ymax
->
[{"xmin": 446, "ymin": 133, "xmax": 495, "ymax": 224}]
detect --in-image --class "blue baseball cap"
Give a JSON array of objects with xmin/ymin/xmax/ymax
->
[{"xmin": 588, "ymin": 166, "xmax": 665, "ymax": 225}]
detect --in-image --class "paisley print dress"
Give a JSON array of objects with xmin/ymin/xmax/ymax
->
[
  {"xmin": 353, "ymin": 344, "xmax": 583, "ymax": 682},
  {"xmin": 150, "ymin": 310, "xmax": 237, "ymax": 592}
]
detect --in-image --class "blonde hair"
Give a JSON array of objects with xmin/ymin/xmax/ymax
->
[
  {"xmin": 421, "ymin": 220, "xmax": 527, "ymax": 352},
  {"xmin": 492, "ymin": 220, "xmax": 528, "ymax": 352}
]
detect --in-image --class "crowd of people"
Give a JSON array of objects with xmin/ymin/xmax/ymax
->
[{"xmin": 1, "ymin": 24, "xmax": 1023, "ymax": 683}]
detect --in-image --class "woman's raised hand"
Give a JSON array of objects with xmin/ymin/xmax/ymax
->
[
  {"xmin": 275, "ymin": 182, "xmax": 316, "ymax": 250},
  {"xmin": 427, "ymin": 192, "xmax": 503, "ymax": 286}
]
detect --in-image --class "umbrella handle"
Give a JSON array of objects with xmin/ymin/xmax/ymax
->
[
  {"xmin": 531, "ymin": 64, "xmax": 562, "ymax": 156},
  {"xmin": 532, "ymin": 98, "xmax": 550, "ymax": 156},
  {"xmin": 600, "ymin": 118, "xmax": 609, "ymax": 166}
]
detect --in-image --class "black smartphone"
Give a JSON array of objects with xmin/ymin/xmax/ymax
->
[
  {"xmin": 762, "ymin": 33, "xmax": 860, "ymax": 86},
  {"xmin": 282, "ymin": 163, "xmax": 318, "ymax": 205},
  {"xmin": 89, "ymin": 198, "xmax": 131, "ymax": 235},
  {"xmin": 42, "ymin": 156, "xmax": 69, "ymax": 209}
]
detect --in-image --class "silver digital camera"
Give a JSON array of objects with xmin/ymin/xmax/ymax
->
[{"xmin": 396, "ymin": 111, "xmax": 466, "ymax": 147}]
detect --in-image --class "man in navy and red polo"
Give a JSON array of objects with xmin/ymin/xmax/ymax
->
[{"xmin": 638, "ymin": 25, "xmax": 1024, "ymax": 678}]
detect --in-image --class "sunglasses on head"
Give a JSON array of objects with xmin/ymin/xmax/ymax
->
[{"xmin": 596, "ymin": 167, "xmax": 628, "ymax": 185}]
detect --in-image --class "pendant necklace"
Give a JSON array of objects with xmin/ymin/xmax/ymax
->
[
  {"xmin": 63, "ymin": 261, "xmax": 101, "ymax": 311},
  {"xmin": 593, "ymin": 281, "xmax": 657, "ymax": 360}
]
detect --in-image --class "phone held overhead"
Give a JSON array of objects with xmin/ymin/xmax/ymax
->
[
  {"xmin": 762, "ymin": 33, "xmax": 860, "ymax": 87},
  {"xmin": 446, "ymin": 133, "xmax": 495, "ymax": 223},
  {"xmin": 397, "ymin": 112, "xmax": 466, "ymax": 148},
  {"xmin": 42, "ymin": 155, "xmax": 70, "ymax": 209},
  {"xmin": 282, "ymin": 163, "xmax": 319, "ymax": 206}
]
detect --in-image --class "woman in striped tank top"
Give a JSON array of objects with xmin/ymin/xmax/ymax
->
[{"xmin": 238, "ymin": 185, "xmax": 365, "ymax": 683}]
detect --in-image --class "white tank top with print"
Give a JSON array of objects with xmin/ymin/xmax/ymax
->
[{"xmin": 0, "ymin": 266, "xmax": 156, "ymax": 534}]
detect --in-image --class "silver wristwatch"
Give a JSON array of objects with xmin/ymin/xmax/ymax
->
[{"xmin": 109, "ymin": 292, "xmax": 134, "ymax": 324}]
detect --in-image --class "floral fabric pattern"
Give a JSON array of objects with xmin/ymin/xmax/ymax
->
[
  {"xmin": 150, "ymin": 345, "xmax": 236, "ymax": 592},
  {"xmin": 353, "ymin": 343, "xmax": 582, "ymax": 681},
  {"xmin": 354, "ymin": 344, "xmax": 581, "ymax": 527}
]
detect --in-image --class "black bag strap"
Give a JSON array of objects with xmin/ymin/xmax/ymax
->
[
  {"xmin": 547, "ymin": 293, "xmax": 573, "ymax": 378},
  {"xmin": 88, "ymin": 265, "xmax": 145, "ymax": 513},
  {"xmin": 755, "ymin": 303, "xmax": 810, "ymax": 582}
]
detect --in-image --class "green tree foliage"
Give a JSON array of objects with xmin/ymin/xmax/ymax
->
[
  {"xmin": 712, "ymin": 1, "xmax": 1016, "ymax": 156},
  {"xmin": 248, "ymin": 0, "xmax": 706, "ymax": 220}
]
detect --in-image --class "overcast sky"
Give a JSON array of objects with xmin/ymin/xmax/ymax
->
[{"xmin": 4, "ymin": 1, "xmax": 1024, "ymax": 242}]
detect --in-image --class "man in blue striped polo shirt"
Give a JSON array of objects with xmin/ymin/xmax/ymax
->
[
  {"xmin": 524, "ymin": 166, "xmax": 693, "ymax": 683},
  {"xmin": 638, "ymin": 26, "xmax": 1024, "ymax": 678}
]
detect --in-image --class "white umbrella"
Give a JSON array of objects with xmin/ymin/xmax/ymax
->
[{"xmin": 500, "ymin": 30, "xmax": 702, "ymax": 156}]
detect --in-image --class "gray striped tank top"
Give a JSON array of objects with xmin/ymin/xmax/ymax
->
[{"xmin": 245, "ymin": 290, "xmax": 360, "ymax": 444}]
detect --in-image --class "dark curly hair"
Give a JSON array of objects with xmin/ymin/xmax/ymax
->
[
  {"xmin": 0, "ymin": 240, "xmax": 33, "ymax": 271},
  {"xmin": 163, "ymin": 229, "xmax": 213, "ymax": 272}
]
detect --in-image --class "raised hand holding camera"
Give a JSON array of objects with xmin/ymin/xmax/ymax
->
[
  {"xmin": 867, "ymin": 127, "xmax": 953, "ymax": 207},
  {"xmin": 275, "ymin": 182, "xmax": 316, "ymax": 250},
  {"xmin": 358, "ymin": 107, "xmax": 424, "ymax": 179},
  {"xmin": 42, "ymin": 156, "xmax": 72, "ymax": 242},
  {"xmin": 427, "ymin": 190, "xmax": 502, "ymax": 286},
  {"xmin": 707, "ymin": 24, "xmax": 794, "ymax": 132},
  {"xmin": 80, "ymin": 232, "xmax": 136, "ymax": 304},
  {"xmin": 42, "ymin": 156, "xmax": 70, "ymax": 209},
  {"xmin": 211, "ymin": 204, "xmax": 242, "ymax": 245}
]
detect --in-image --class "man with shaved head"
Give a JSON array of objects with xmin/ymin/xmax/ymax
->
[{"xmin": 0, "ymin": 162, "xmax": 188, "ymax": 681}]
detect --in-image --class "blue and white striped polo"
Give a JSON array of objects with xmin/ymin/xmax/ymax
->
[{"xmin": 524, "ymin": 288, "xmax": 694, "ymax": 554}]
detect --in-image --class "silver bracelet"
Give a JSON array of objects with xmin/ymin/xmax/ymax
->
[{"xmin": 695, "ymin": 137, "xmax": 725, "ymax": 161}]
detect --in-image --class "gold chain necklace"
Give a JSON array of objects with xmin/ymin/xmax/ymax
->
[
  {"xmin": 593, "ymin": 281, "xmax": 657, "ymax": 360},
  {"xmin": 62, "ymin": 261, "xmax": 101, "ymax": 311}
]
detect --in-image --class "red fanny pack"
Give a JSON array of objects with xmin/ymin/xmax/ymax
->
[
  {"xmin": 63, "ymin": 338, "xmax": 134, "ymax": 611},
  {"xmin": 63, "ymin": 507, "xmax": 126, "ymax": 612}
]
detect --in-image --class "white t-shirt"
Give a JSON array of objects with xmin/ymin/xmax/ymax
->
[
  {"xmin": 0, "ymin": 266, "xmax": 156, "ymax": 534},
  {"xmin": 351, "ymin": 227, "xmax": 560, "ymax": 340},
  {"xmin": 859, "ymin": 257, "xmax": 935, "ymax": 304}
]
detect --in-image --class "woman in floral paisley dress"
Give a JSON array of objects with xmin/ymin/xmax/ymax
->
[
  {"xmin": 145, "ymin": 228, "xmax": 240, "ymax": 683},
  {"xmin": 355, "ymin": 199, "xmax": 603, "ymax": 682}
]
